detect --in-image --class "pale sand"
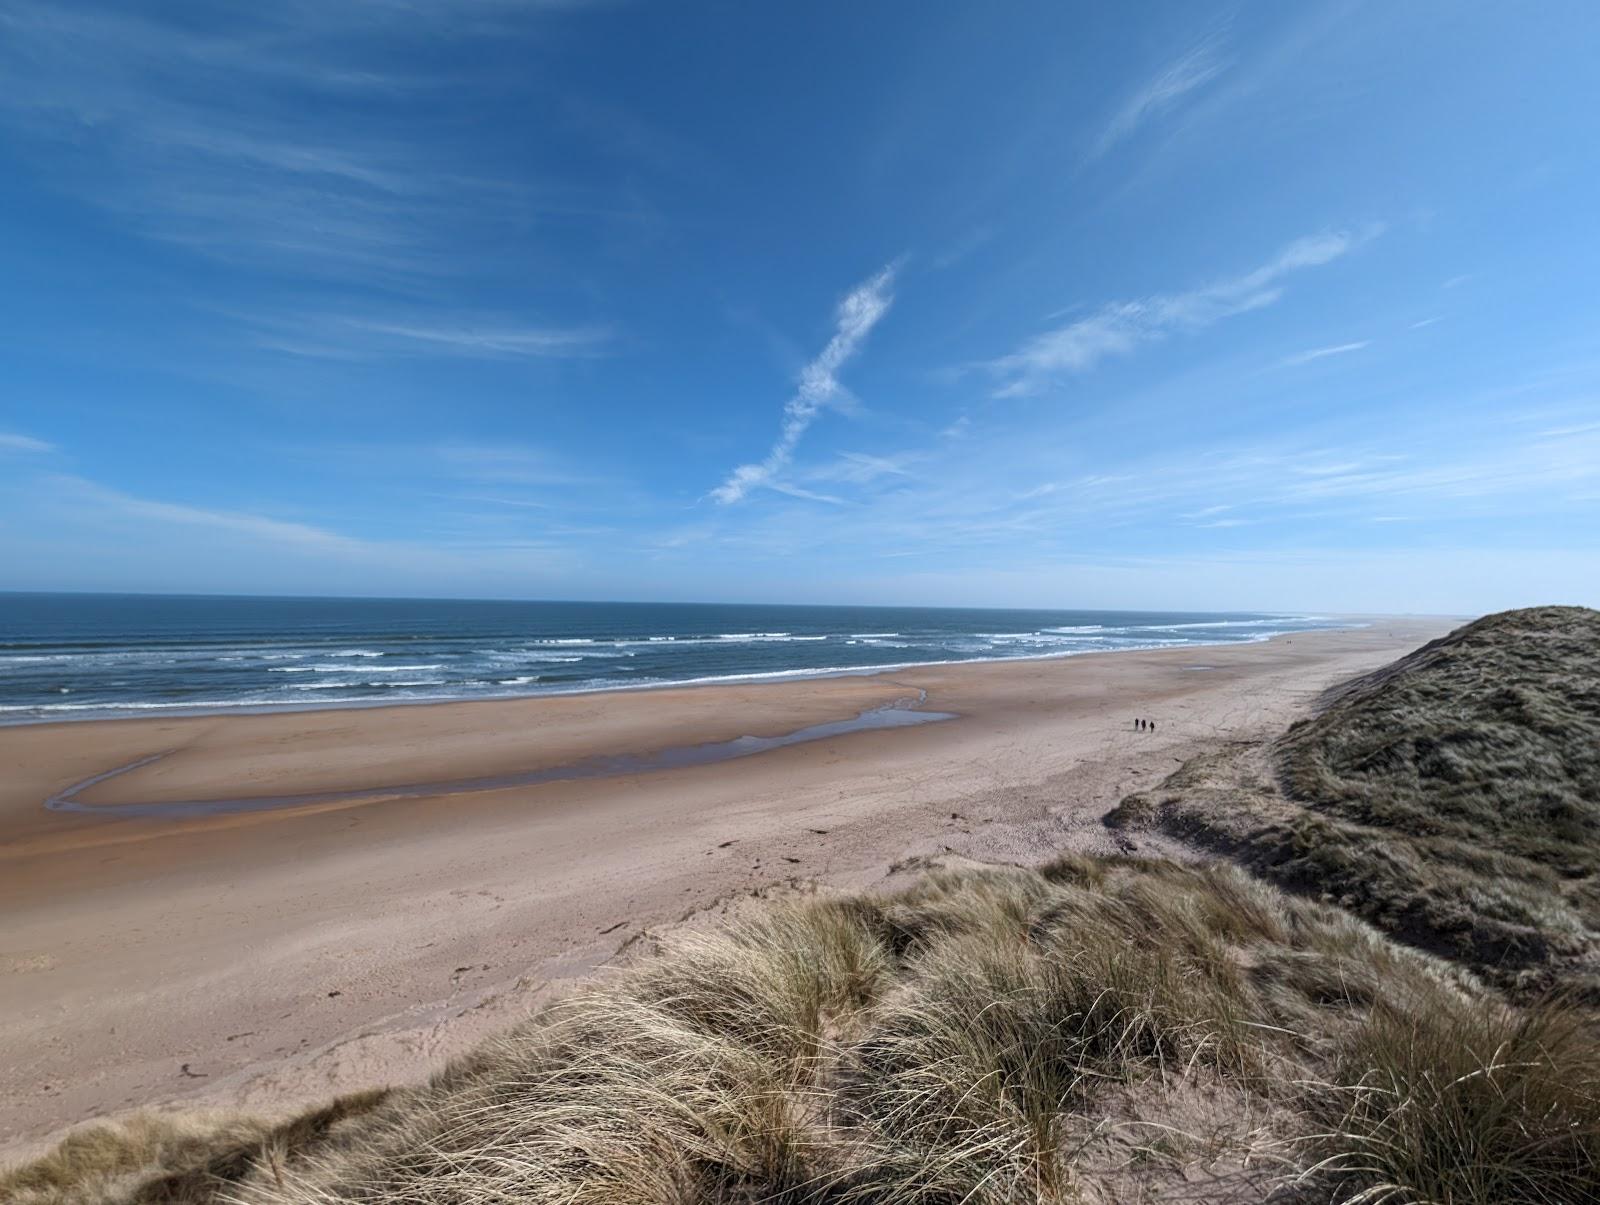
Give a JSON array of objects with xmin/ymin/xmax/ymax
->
[{"xmin": 0, "ymin": 618, "xmax": 1453, "ymax": 1159}]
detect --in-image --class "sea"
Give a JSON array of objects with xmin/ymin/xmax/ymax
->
[{"xmin": 0, "ymin": 593, "xmax": 1354, "ymax": 725}]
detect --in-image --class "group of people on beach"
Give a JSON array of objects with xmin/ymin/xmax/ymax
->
[{"xmin": 1134, "ymin": 718, "xmax": 1157, "ymax": 732}]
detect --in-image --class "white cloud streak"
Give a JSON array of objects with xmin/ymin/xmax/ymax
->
[
  {"xmin": 241, "ymin": 311, "xmax": 614, "ymax": 361},
  {"xmin": 988, "ymin": 231, "xmax": 1362, "ymax": 396},
  {"xmin": 338, "ymin": 320, "xmax": 612, "ymax": 359},
  {"xmin": 711, "ymin": 266, "xmax": 896, "ymax": 504},
  {"xmin": 0, "ymin": 2, "xmax": 614, "ymax": 283},
  {"xmin": 676, "ymin": 415, "xmax": 1600, "ymax": 579},
  {"xmin": 1093, "ymin": 38, "xmax": 1230, "ymax": 157},
  {"xmin": 1278, "ymin": 340, "xmax": 1370, "ymax": 368},
  {"xmin": 808, "ymin": 451, "xmax": 919, "ymax": 485},
  {"xmin": 8, "ymin": 471, "xmax": 587, "ymax": 590},
  {"xmin": 0, "ymin": 432, "xmax": 53, "ymax": 453},
  {"xmin": 46, "ymin": 475, "xmax": 365, "ymax": 553}
]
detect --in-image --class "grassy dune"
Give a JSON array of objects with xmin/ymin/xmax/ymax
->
[
  {"xmin": 1112, "ymin": 605, "xmax": 1600, "ymax": 995},
  {"xmin": 9, "ymin": 608, "xmax": 1600, "ymax": 1203}
]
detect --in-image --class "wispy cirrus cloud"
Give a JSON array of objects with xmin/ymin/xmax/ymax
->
[
  {"xmin": 1092, "ymin": 37, "xmax": 1231, "ymax": 158},
  {"xmin": 807, "ymin": 451, "xmax": 920, "ymax": 486},
  {"xmin": 430, "ymin": 442, "xmax": 601, "ymax": 487},
  {"xmin": 0, "ymin": 432, "xmax": 54, "ymax": 453},
  {"xmin": 1278, "ymin": 340, "xmax": 1369, "ymax": 368},
  {"xmin": 45, "ymin": 474, "xmax": 366, "ymax": 553},
  {"xmin": 3, "ymin": 470, "xmax": 590, "ymax": 593},
  {"xmin": 711, "ymin": 266, "xmax": 897, "ymax": 504},
  {"xmin": 988, "ymin": 231, "xmax": 1364, "ymax": 397},
  {"xmin": 0, "ymin": 2, "xmax": 612, "ymax": 283},
  {"xmin": 1, "ymin": 8, "xmax": 415, "ymax": 276},
  {"xmin": 240, "ymin": 309, "xmax": 614, "ymax": 361},
  {"xmin": 277, "ymin": 439, "xmax": 609, "ymax": 492},
  {"xmin": 346, "ymin": 321, "xmax": 612, "ymax": 358},
  {"xmin": 679, "ymin": 413, "xmax": 1600, "ymax": 576}
]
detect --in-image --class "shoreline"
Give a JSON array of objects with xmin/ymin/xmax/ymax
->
[
  {"xmin": 0, "ymin": 620, "xmax": 1373, "ymax": 729},
  {"xmin": 0, "ymin": 616, "xmax": 1453, "ymax": 1160}
]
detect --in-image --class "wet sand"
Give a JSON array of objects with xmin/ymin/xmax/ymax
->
[{"xmin": 0, "ymin": 617, "xmax": 1452, "ymax": 1159}]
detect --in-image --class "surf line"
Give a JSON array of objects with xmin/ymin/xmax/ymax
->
[{"xmin": 44, "ymin": 700, "xmax": 957, "ymax": 819}]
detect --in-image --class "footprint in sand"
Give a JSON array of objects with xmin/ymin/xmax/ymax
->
[{"xmin": 6, "ymin": 952, "xmax": 58, "ymax": 974}]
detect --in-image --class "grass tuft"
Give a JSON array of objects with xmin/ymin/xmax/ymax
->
[{"xmin": 1305, "ymin": 994, "xmax": 1600, "ymax": 1204}]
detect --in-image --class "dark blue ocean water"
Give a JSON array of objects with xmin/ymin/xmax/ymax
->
[{"xmin": 0, "ymin": 594, "xmax": 1352, "ymax": 724}]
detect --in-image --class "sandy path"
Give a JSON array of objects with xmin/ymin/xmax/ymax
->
[{"xmin": 0, "ymin": 618, "xmax": 1451, "ymax": 1160}]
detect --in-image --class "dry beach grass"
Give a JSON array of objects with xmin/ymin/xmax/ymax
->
[{"xmin": 6, "ymin": 856, "xmax": 1597, "ymax": 1204}]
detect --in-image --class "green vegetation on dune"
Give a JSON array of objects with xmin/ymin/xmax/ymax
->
[
  {"xmin": 1113, "ymin": 606, "xmax": 1600, "ymax": 994},
  {"xmin": 1281, "ymin": 607, "xmax": 1600, "ymax": 854},
  {"xmin": 7, "ymin": 858, "xmax": 1599, "ymax": 1204}
]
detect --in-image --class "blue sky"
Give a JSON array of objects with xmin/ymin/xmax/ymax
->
[{"xmin": 2, "ymin": 0, "xmax": 1597, "ymax": 613}]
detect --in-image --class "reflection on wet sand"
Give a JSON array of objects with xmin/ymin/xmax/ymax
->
[{"xmin": 46, "ymin": 702, "xmax": 956, "ymax": 819}]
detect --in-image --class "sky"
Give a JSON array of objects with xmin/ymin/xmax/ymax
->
[{"xmin": 1, "ymin": 0, "xmax": 1598, "ymax": 614}]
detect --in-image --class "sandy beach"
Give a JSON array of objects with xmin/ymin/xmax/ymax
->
[{"xmin": 0, "ymin": 617, "xmax": 1452, "ymax": 1160}]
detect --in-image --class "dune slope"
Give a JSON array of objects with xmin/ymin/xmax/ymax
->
[{"xmin": 1113, "ymin": 606, "xmax": 1600, "ymax": 994}]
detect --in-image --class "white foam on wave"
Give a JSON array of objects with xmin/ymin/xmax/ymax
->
[
  {"xmin": 483, "ymin": 649, "xmax": 624, "ymax": 662},
  {"xmin": 712, "ymin": 632, "xmax": 826, "ymax": 641},
  {"xmin": 974, "ymin": 632, "xmax": 1081, "ymax": 645},
  {"xmin": 1144, "ymin": 617, "xmax": 1321, "ymax": 632},
  {"xmin": 615, "ymin": 636, "xmax": 717, "ymax": 647},
  {"xmin": 605, "ymin": 634, "xmax": 826, "ymax": 648},
  {"xmin": 0, "ymin": 618, "xmax": 1352, "ymax": 724},
  {"xmin": 606, "ymin": 633, "xmax": 1287, "ymax": 692},
  {"xmin": 271, "ymin": 663, "xmax": 444, "ymax": 674},
  {"xmin": 288, "ymin": 678, "xmax": 446, "ymax": 690},
  {"xmin": 1147, "ymin": 621, "xmax": 1271, "ymax": 631},
  {"xmin": 0, "ymin": 697, "xmax": 307, "ymax": 713}
]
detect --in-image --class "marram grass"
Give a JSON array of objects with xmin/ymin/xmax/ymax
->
[{"xmin": 8, "ymin": 856, "xmax": 1597, "ymax": 1205}]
